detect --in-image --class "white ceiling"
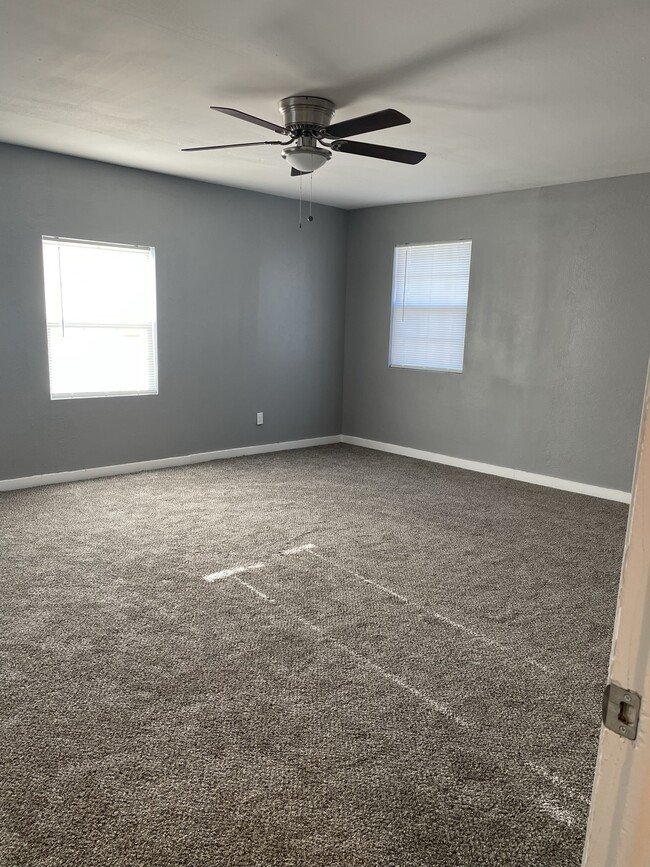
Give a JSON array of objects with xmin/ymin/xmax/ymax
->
[{"xmin": 1, "ymin": 0, "xmax": 649, "ymax": 209}]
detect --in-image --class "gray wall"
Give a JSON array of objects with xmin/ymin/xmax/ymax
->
[
  {"xmin": 343, "ymin": 175, "xmax": 650, "ymax": 491},
  {"xmin": 0, "ymin": 144, "xmax": 348, "ymax": 480},
  {"xmin": 2, "ymin": 144, "xmax": 648, "ymax": 492}
]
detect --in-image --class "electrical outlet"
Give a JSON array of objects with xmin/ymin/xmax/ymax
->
[{"xmin": 256, "ymin": 412, "xmax": 263, "ymax": 425}]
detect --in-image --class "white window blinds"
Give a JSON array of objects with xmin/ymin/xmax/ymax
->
[
  {"xmin": 389, "ymin": 240, "xmax": 472, "ymax": 372},
  {"xmin": 42, "ymin": 237, "xmax": 158, "ymax": 400}
]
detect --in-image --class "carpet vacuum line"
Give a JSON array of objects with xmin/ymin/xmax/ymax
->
[
  {"xmin": 202, "ymin": 559, "xmax": 585, "ymax": 831},
  {"xmin": 281, "ymin": 544, "xmax": 551, "ymax": 676},
  {"xmin": 204, "ymin": 561, "xmax": 468, "ymax": 729},
  {"xmin": 283, "ymin": 545, "xmax": 590, "ymax": 826}
]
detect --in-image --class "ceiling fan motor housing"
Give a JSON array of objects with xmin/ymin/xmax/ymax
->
[
  {"xmin": 279, "ymin": 96, "xmax": 335, "ymax": 135},
  {"xmin": 279, "ymin": 96, "xmax": 335, "ymax": 172}
]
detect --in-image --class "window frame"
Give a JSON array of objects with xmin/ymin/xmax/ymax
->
[
  {"xmin": 41, "ymin": 235, "xmax": 159, "ymax": 401},
  {"xmin": 387, "ymin": 239, "xmax": 472, "ymax": 374}
]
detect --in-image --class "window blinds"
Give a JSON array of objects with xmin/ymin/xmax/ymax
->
[
  {"xmin": 389, "ymin": 240, "xmax": 472, "ymax": 372},
  {"xmin": 42, "ymin": 237, "xmax": 158, "ymax": 399}
]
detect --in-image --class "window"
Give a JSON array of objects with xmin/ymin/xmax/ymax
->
[
  {"xmin": 42, "ymin": 236, "xmax": 158, "ymax": 399},
  {"xmin": 389, "ymin": 240, "xmax": 472, "ymax": 373}
]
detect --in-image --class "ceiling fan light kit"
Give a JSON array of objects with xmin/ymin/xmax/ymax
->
[
  {"xmin": 182, "ymin": 94, "xmax": 426, "ymax": 177},
  {"xmin": 282, "ymin": 141, "xmax": 331, "ymax": 173}
]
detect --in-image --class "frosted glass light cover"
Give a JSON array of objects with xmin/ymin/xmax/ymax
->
[{"xmin": 283, "ymin": 147, "xmax": 330, "ymax": 172}]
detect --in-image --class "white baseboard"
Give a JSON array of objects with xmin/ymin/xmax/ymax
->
[
  {"xmin": 1, "ymin": 433, "xmax": 631, "ymax": 503},
  {"xmin": 341, "ymin": 435, "xmax": 631, "ymax": 504},
  {"xmin": 0, "ymin": 435, "xmax": 341, "ymax": 492}
]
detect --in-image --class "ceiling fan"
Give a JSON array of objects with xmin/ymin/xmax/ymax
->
[{"xmin": 182, "ymin": 96, "xmax": 426, "ymax": 175}]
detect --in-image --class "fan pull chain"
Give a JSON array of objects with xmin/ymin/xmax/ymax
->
[
  {"xmin": 298, "ymin": 175, "xmax": 303, "ymax": 229},
  {"xmin": 309, "ymin": 172, "xmax": 313, "ymax": 222}
]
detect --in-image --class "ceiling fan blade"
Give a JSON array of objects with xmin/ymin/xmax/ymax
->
[
  {"xmin": 290, "ymin": 167, "xmax": 313, "ymax": 177},
  {"xmin": 331, "ymin": 139, "xmax": 426, "ymax": 165},
  {"xmin": 324, "ymin": 109, "xmax": 410, "ymax": 139},
  {"xmin": 211, "ymin": 106, "xmax": 289, "ymax": 136},
  {"xmin": 181, "ymin": 140, "xmax": 286, "ymax": 152}
]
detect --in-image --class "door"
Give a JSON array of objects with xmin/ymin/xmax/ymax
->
[{"xmin": 582, "ymin": 360, "xmax": 650, "ymax": 867}]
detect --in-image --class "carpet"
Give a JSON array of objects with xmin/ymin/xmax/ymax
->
[{"xmin": 0, "ymin": 444, "xmax": 627, "ymax": 866}]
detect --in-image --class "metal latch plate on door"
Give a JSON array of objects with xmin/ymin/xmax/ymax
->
[{"xmin": 602, "ymin": 683, "xmax": 641, "ymax": 741}]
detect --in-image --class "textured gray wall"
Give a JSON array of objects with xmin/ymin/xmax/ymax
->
[
  {"xmin": 343, "ymin": 175, "xmax": 650, "ymax": 491},
  {"xmin": 0, "ymin": 144, "xmax": 348, "ymax": 480},
  {"xmin": 3, "ymin": 144, "xmax": 648, "ymax": 491}
]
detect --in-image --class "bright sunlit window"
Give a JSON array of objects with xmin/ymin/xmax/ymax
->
[
  {"xmin": 389, "ymin": 240, "xmax": 472, "ymax": 373},
  {"xmin": 42, "ymin": 236, "xmax": 158, "ymax": 400}
]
